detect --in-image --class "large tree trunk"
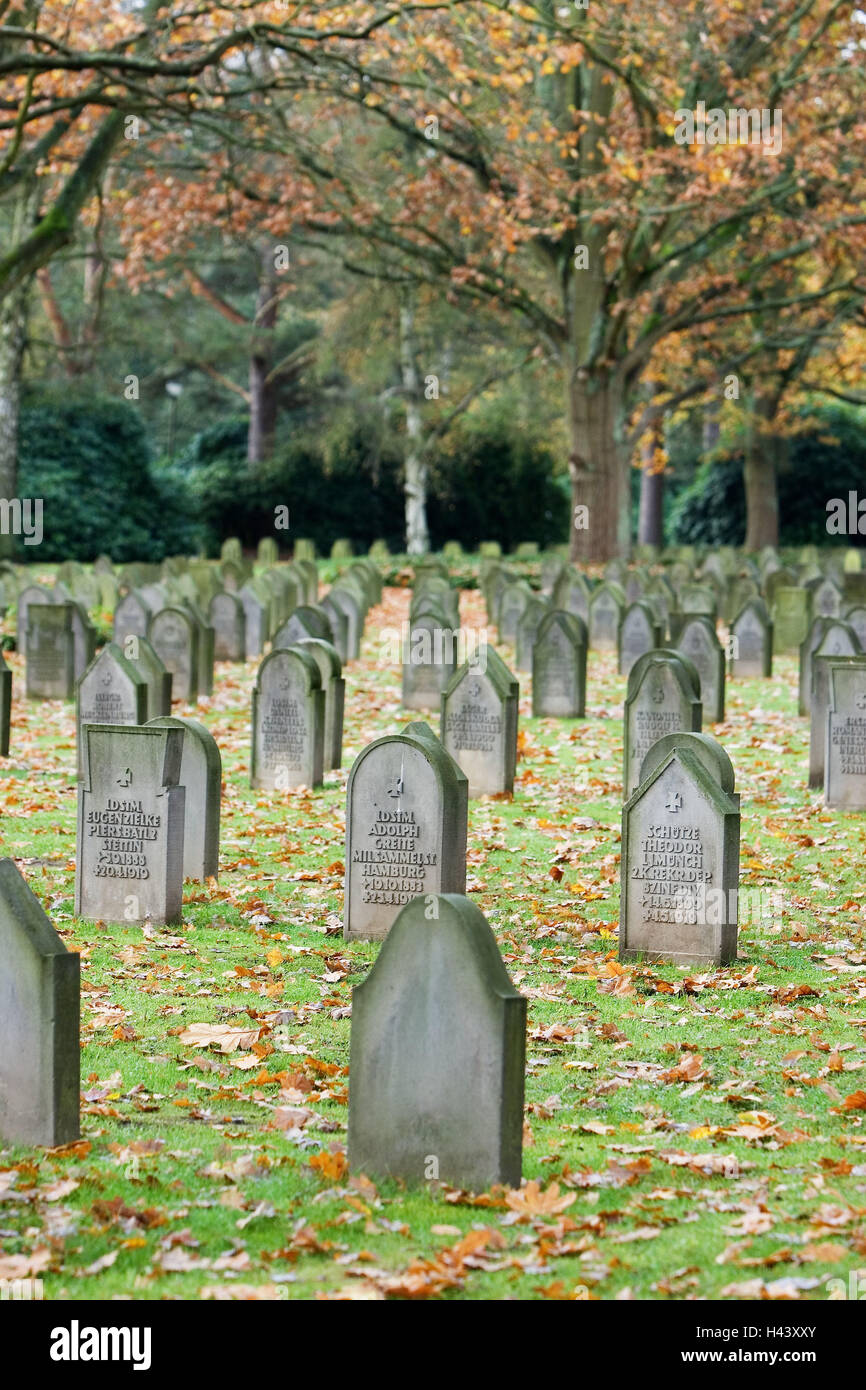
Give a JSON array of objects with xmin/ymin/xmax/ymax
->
[
  {"xmin": 247, "ymin": 246, "xmax": 279, "ymax": 466},
  {"xmin": 400, "ymin": 293, "xmax": 429, "ymax": 555},
  {"xmin": 0, "ymin": 184, "xmax": 36, "ymax": 557},
  {"xmin": 567, "ymin": 369, "xmax": 630, "ymax": 563},
  {"xmin": 637, "ymin": 420, "xmax": 665, "ymax": 547},
  {"xmin": 743, "ymin": 392, "xmax": 780, "ymax": 551}
]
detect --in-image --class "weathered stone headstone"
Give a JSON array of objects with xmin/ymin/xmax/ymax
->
[
  {"xmin": 441, "ymin": 652, "xmax": 518, "ymax": 797},
  {"xmin": 76, "ymin": 643, "xmax": 148, "ymax": 776},
  {"xmin": 344, "ymin": 721, "xmax": 468, "ymax": 941},
  {"xmin": 273, "ymin": 605, "xmax": 333, "ymax": 648},
  {"xmin": 76, "ymin": 723, "xmax": 185, "ymax": 925},
  {"xmin": 208, "ymin": 591, "xmax": 246, "ymax": 661},
  {"xmin": 181, "ymin": 600, "xmax": 215, "ymax": 698},
  {"xmin": 221, "ymin": 537, "xmax": 243, "ymax": 563},
  {"xmin": 297, "ymin": 637, "xmax": 345, "ymax": 771},
  {"xmin": 825, "ymin": 658, "xmax": 866, "ymax": 808},
  {"xmin": 294, "ymin": 538, "xmax": 316, "ymax": 563},
  {"xmin": 0, "ymin": 651, "xmax": 10, "ymax": 755},
  {"xmin": 239, "ymin": 581, "xmax": 269, "ymax": 658},
  {"xmin": 844, "ymin": 605, "xmax": 866, "ymax": 653},
  {"xmin": 588, "ymin": 581, "xmax": 624, "ymax": 651},
  {"xmin": 620, "ymin": 733, "xmax": 739, "ymax": 966},
  {"xmin": 553, "ymin": 566, "xmax": 592, "ymax": 624},
  {"xmin": 402, "ymin": 611, "xmax": 458, "ymax": 711},
  {"xmin": 809, "ymin": 623, "xmax": 862, "ymax": 787},
  {"xmin": 348, "ymin": 894, "xmax": 525, "ymax": 1190},
  {"xmin": 729, "ymin": 598, "xmax": 773, "ymax": 678},
  {"xmin": 623, "ymin": 649, "xmax": 702, "ymax": 797},
  {"xmin": 619, "ymin": 600, "xmax": 663, "ymax": 677},
  {"xmin": 799, "ymin": 615, "xmax": 832, "ymax": 716},
  {"xmin": 258, "ymin": 536, "xmax": 279, "ymax": 565},
  {"xmin": 15, "ymin": 584, "xmax": 50, "ymax": 646},
  {"xmin": 148, "ymin": 606, "xmax": 199, "ymax": 703},
  {"xmin": 147, "ymin": 716, "xmax": 221, "ymax": 880},
  {"xmin": 319, "ymin": 593, "xmax": 350, "ymax": 664},
  {"xmin": 532, "ymin": 610, "xmax": 587, "ymax": 717},
  {"xmin": 250, "ymin": 646, "xmax": 325, "ymax": 791},
  {"xmin": 0, "ymin": 859, "xmax": 80, "ymax": 1146},
  {"xmin": 26, "ymin": 603, "xmax": 75, "ymax": 699},
  {"xmin": 809, "ymin": 575, "xmax": 843, "ymax": 618},
  {"xmin": 676, "ymin": 615, "xmax": 725, "ymax": 723},
  {"xmin": 771, "ymin": 586, "xmax": 811, "ymax": 653},
  {"xmin": 498, "ymin": 579, "xmax": 533, "ymax": 644},
  {"xmin": 514, "ymin": 596, "xmax": 550, "ymax": 673},
  {"xmin": 118, "ymin": 635, "xmax": 172, "ymax": 719}
]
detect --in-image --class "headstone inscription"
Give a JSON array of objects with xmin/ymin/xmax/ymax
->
[
  {"xmin": 441, "ymin": 653, "xmax": 518, "ymax": 797},
  {"xmin": 825, "ymin": 658, "xmax": 866, "ymax": 808},
  {"xmin": 344, "ymin": 721, "xmax": 468, "ymax": 942},
  {"xmin": 620, "ymin": 733, "xmax": 739, "ymax": 966},
  {"xmin": 76, "ymin": 643, "xmax": 148, "ymax": 776},
  {"xmin": 623, "ymin": 649, "xmax": 702, "ymax": 797},
  {"xmin": 25, "ymin": 603, "xmax": 75, "ymax": 699},
  {"xmin": 250, "ymin": 645, "xmax": 325, "ymax": 791},
  {"xmin": 347, "ymin": 894, "xmax": 526, "ymax": 1190},
  {"xmin": 809, "ymin": 624, "xmax": 862, "ymax": 787},
  {"xmin": 532, "ymin": 610, "xmax": 587, "ymax": 717},
  {"xmin": 75, "ymin": 724, "xmax": 185, "ymax": 925},
  {"xmin": 0, "ymin": 859, "xmax": 80, "ymax": 1146}
]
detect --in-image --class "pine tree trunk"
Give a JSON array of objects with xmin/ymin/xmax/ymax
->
[
  {"xmin": 567, "ymin": 369, "xmax": 630, "ymax": 563},
  {"xmin": 400, "ymin": 294, "xmax": 429, "ymax": 555}
]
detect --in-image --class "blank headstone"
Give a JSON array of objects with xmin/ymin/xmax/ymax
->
[
  {"xmin": 148, "ymin": 606, "xmax": 199, "ymax": 703},
  {"xmin": 122, "ymin": 635, "xmax": 172, "ymax": 719},
  {"xmin": 620, "ymin": 734, "xmax": 739, "ymax": 966},
  {"xmin": 619, "ymin": 600, "xmax": 663, "ymax": 677},
  {"xmin": 0, "ymin": 860, "xmax": 80, "ymax": 1146},
  {"xmin": 344, "ymin": 721, "xmax": 468, "ymax": 941},
  {"xmin": 0, "ymin": 651, "xmax": 10, "ymax": 755},
  {"xmin": 809, "ymin": 624, "xmax": 862, "ymax": 787},
  {"xmin": 209, "ymin": 591, "xmax": 246, "ymax": 661},
  {"xmin": 676, "ymin": 615, "xmax": 725, "ymax": 723},
  {"xmin": 729, "ymin": 598, "xmax": 772, "ymax": 678},
  {"xmin": 402, "ymin": 611, "xmax": 458, "ymax": 711},
  {"xmin": 76, "ymin": 723, "xmax": 185, "ymax": 925},
  {"xmin": 771, "ymin": 586, "xmax": 811, "ymax": 653},
  {"xmin": 588, "ymin": 581, "xmax": 625, "ymax": 651},
  {"xmin": 348, "ymin": 894, "xmax": 526, "ymax": 1190},
  {"xmin": 296, "ymin": 637, "xmax": 345, "ymax": 771},
  {"xmin": 147, "ymin": 716, "xmax": 221, "ymax": 880},
  {"xmin": 239, "ymin": 580, "xmax": 270, "ymax": 658}
]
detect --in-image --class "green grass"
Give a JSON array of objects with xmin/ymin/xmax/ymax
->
[{"xmin": 2, "ymin": 573, "xmax": 866, "ymax": 1301}]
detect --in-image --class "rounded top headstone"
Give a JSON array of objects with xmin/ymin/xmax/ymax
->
[{"xmin": 638, "ymin": 732, "xmax": 735, "ymax": 794}]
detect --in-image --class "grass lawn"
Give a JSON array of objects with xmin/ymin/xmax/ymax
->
[{"xmin": 2, "ymin": 568, "xmax": 866, "ymax": 1301}]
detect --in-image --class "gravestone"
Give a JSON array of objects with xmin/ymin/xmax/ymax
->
[
  {"xmin": 344, "ymin": 721, "xmax": 468, "ymax": 942},
  {"xmin": 809, "ymin": 623, "xmax": 862, "ymax": 787},
  {"xmin": 679, "ymin": 583, "xmax": 718, "ymax": 619},
  {"xmin": 799, "ymin": 616, "xmax": 832, "ymax": 716},
  {"xmin": 809, "ymin": 576, "xmax": 843, "ymax": 619},
  {"xmin": 0, "ymin": 860, "xmax": 80, "ymax": 1146},
  {"xmin": 76, "ymin": 723, "xmax": 185, "ymax": 925},
  {"xmin": 320, "ymin": 593, "xmax": 350, "ymax": 664},
  {"xmin": 331, "ymin": 538, "xmax": 354, "ymax": 559},
  {"xmin": 541, "ymin": 553, "xmax": 566, "ymax": 596},
  {"xmin": 532, "ymin": 610, "xmax": 587, "ymax": 717},
  {"xmin": 15, "ymin": 584, "xmax": 50, "ymax": 646},
  {"xmin": 147, "ymin": 716, "xmax": 221, "ymax": 880},
  {"xmin": 0, "ymin": 651, "xmax": 10, "ymax": 755},
  {"xmin": 273, "ymin": 605, "xmax": 333, "ymax": 648},
  {"xmin": 498, "ymin": 580, "xmax": 533, "ymax": 644},
  {"xmin": 771, "ymin": 586, "xmax": 811, "ymax": 653},
  {"xmin": 68, "ymin": 602, "xmax": 97, "ymax": 683},
  {"xmin": 348, "ymin": 894, "xmax": 526, "ymax": 1190},
  {"xmin": 221, "ymin": 537, "xmax": 243, "ymax": 563},
  {"xmin": 676, "ymin": 615, "xmax": 725, "ymax": 723},
  {"xmin": 239, "ymin": 580, "xmax": 270, "ymax": 657},
  {"xmin": 844, "ymin": 605, "xmax": 866, "ymax": 653},
  {"xmin": 825, "ymin": 658, "xmax": 866, "ymax": 808},
  {"xmin": 208, "ymin": 591, "xmax": 246, "ymax": 661},
  {"xmin": 181, "ymin": 601, "xmax": 215, "ymax": 698},
  {"xmin": 297, "ymin": 637, "xmax": 345, "ymax": 771},
  {"xmin": 620, "ymin": 733, "xmax": 739, "ymax": 966},
  {"xmin": 294, "ymin": 538, "xmax": 316, "ymax": 563},
  {"xmin": 258, "ymin": 536, "xmax": 279, "ymax": 565},
  {"xmin": 588, "ymin": 581, "xmax": 625, "ymax": 651},
  {"xmin": 729, "ymin": 598, "xmax": 773, "ymax": 678},
  {"xmin": 148, "ymin": 606, "xmax": 199, "ymax": 703},
  {"xmin": 623, "ymin": 650, "xmax": 702, "ymax": 797},
  {"xmin": 76, "ymin": 643, "xmax": 148, "ymax": 776},
  {"xmin": 553, "ymin": 566, "xmax": 591, "ymax": 624},
  {"xmin": 25, "ymin": 603, "xmax": 75, "ymax": 699},
  {"xmin": 120, "ymin": 635, "xmax": 172, "ymax": 719},
  {"xmin": 441, "ymin": 652, "xmax": 518, "ymax": 797},
  {"xmin": 295, "ymin": 558, "xmax": 319, "ymax": 604},
  {"xmin": 514, "ymin": 596, "xmax": 550, "ymax": 673},
  {"xmin": 402, "ymin": 611, "xmax": 458, "ymax": 711},
  {"xmin": 250, "ymin": 646, "xmax": 325, "ymax": 791},
  {"xmin": 619, "ymin": 600, "xmax": 663, "ymax": 677}
]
